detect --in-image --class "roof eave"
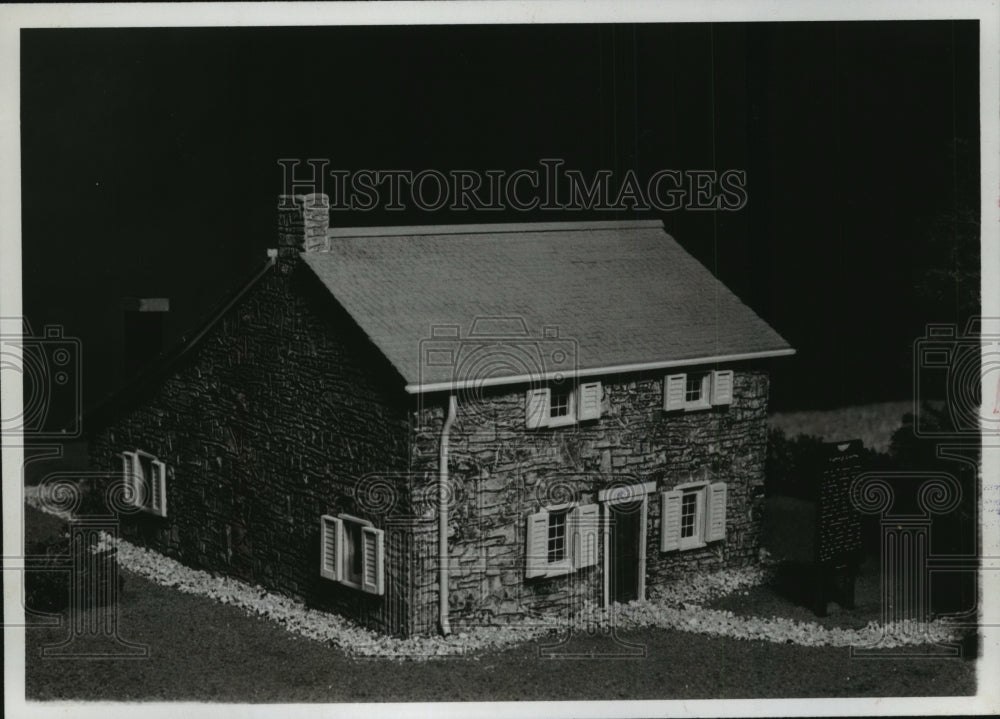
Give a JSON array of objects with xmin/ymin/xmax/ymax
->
[{"xmin": 404, "ymin": 347, "xmax": 796, "ymax": 394}]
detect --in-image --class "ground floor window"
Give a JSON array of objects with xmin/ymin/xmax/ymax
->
[
  {"xmin": 661, "ymin": 481, "xmax": 728, "ymax": 551},
  {"xmin": 121, "ymin": 450, "xmax": 167, "ymax": 517},
  {"xmin": 525, "ymin": 503, "xmax": 599, "ymax": 578},
  {"xmin": 319, "ymin": 514, "xmax": 385, "ymax": 595}
]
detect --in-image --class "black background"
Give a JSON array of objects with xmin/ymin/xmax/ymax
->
[{"xmin": 20, "ymin": 22, "xmax": 981, "ymax": 413}]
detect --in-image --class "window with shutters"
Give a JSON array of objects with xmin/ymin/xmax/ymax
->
[
  {"xmin": 660, "ymin": 481, "xmax": 728, "ymax": 552},
  {"xmin": 525, "ymin": 380, "xmax": 602, "ymax": 428},
  {"xmin": 547, "ymin": 509, "xmax": 568, "ymax": 562},
  {"xmin": 664, "ymin": 370, "xmax": 734, "ymax": 412},
  {"xmin": 319, "ymin": 514, "xmax": 385, "ymax": 595},
  {"xmin": 678, "ymin": 487, "xmax": 705, "ymax": 549},
  {"xmin": 525, "ymin": 503, "xmax": 600, "ymax": 579},
  {"xmin": 549, "ymin": 388, "xmax": 572, "ymax": 421},
  {"xmin": 121, "ymin": 449, "xmax": 167, "ymax": 517}
]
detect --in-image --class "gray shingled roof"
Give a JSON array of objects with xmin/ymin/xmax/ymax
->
[{"xmin": 302, "ymin": 220, "xmax": 792, "ymax": 393}]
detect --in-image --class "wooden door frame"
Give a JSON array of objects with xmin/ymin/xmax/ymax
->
[{"xmin": 600, "ymin": 480, "xmax": 656, "ymax": 608}]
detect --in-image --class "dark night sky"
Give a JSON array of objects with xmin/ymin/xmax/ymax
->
[{"xmin": 20, "ymin": 21, "xmax": 980, "ymax": 413}]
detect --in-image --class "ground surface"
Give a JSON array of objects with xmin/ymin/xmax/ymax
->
[{"xmin": 23, "ymin": 507, "xmax": 976, "ymax": 702}]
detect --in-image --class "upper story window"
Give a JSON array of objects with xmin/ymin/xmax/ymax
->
[
  {"xmin": 664, "ymin": 370, "xmax": 734, "ymax": 412},
  {"xmin": 525, "ymin": 381, "xmax": 602, "ymax": 428},
  {"xmin": 550, "ymin": 388, "xmax": 573, "ymax": 421}
]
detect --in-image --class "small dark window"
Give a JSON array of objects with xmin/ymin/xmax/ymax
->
[
  {"xmin": 547, "ymin": 510, "xmax": 568, "ymax": 562},
  {"xmin": 550, "ymin": 389, "xmax": 571, "ymax": 418},
  {"xmin": 685, "ymin": 373, "xmax": 706, "ymax": 403},
  {"xmin": 680, "ymin": 492, "xmax": 698, "ymax": 538},
  {"xmin": 348, "ymin": 522, "xmax": 364, "ymax": 580},
  {"xmin": 138, "ymin": 455, "xmax": 153, "ymax": 485}
]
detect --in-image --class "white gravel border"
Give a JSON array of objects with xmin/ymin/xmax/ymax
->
[{"xmin": 25, "ymin": 490, "xmax": 960, "ymax": 660}]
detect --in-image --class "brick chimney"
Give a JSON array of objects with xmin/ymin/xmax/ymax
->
[{"xmin": 276, "ymin": 193, "xmax": 330, "ymax": 259}]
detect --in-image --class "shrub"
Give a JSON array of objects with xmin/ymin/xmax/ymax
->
[
  {"xmin": 24, "ymin": 532, "xmax": 123, "ymax": 614},
  {"xmin": 765, "ymin": 429, "xmax": 829, "ymax": 499},
  {"xmin": 25, "ymin": 534, "xmax": 72, "ymax": 613}
]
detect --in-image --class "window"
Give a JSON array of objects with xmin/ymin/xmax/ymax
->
[
  {"xmin": 680, "ymin": 491, "xmax": 699, "ymax": 540},
  {"xmin": 547, "ymin": 509, "xmax": 568, "ymax": 562},
  {"xmin": 319, "ymin": 514, "xmax": 385, "ymax": 595},
  {"xmin": 685, "ymin": 372, "xmax": 709, "ymax": 404},
  {"xmin": 121, "ymin": 450, "xmax": 167, "ymax": 517},
  {"xmin": 525, "ymin": 503, "xmax": 600, "ymax": 578},
  {"xmin": 664, "ymin": 370, "xmax": 734, "ymax": 412},
  {"xmin": 525, "ymin": 381, "xmax": 603, "ymax": 428},
  {"xmin": 550, "ymin": 388, "xmax": 572, "ymax": 420},
  {"xmin": 660, "ymin": 481, "xmax": 728, "ymax": 552}
]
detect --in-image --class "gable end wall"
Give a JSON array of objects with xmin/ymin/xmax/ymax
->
[{"xmin": 88, "ymin": 263, "xmax": 413, "ymax": 635}]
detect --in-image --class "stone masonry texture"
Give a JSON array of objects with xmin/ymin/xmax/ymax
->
[
  {"xmin": 89, "ymin": 244, "xmax": 771, "ymax": 636},
  {"xmin": 408, "ymin": 371, "xmax": 770, "ymax": 634},
  {"xmin": 89, "ymin": 260, "xmax": 415, "ymax": 635}
]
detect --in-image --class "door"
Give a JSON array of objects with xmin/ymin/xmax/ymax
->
[{"xmin": 609, "ymin": 501, "xmax": 642, "ymax": 603}]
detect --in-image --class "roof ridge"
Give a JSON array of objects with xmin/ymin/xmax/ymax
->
[{"xmin": 326, "ymin": 219, "xmax": 664, "ymax": 239}]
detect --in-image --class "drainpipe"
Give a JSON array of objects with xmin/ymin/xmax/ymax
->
[{"xmin": 438, "ymin": 394, "xmax": 457, "ymax": 636}]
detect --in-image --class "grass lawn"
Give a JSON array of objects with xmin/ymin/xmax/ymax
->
[{"xmin": 23, "ymin": 507, "xmax": 976, "ymax": 702}]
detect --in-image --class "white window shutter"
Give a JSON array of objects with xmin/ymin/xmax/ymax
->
[
  {"xmin": 524, "ymin": 510, "xmax": 550, "ymax": 578},
  {"xmin": 525, "ymin": 388, "xmax": 550, "ymax": 429},
  {"xmin": 705, "ymin": 482, "xmax": 728, "ymax": 542},
  {"xmin": 120, "ymin": 453, "xmax": 134, "ymax": 506},
  {"xmin": 361, "ymin": 526, "xmax": 385, "ymax": 595},
  {"xmin": 129, "ymin": 452, "xmax": 143, "ymax": 508},
  {"xmin": 660, "ymin": 490, "xmax": 683, "ymax": 552},
  {"xmin": 151, "ymin": 460, "xmax": 168, "ymax": 517},
  {"xmin": 577, "ymin": 381, "xmax": 603, "ymax": 421},
  {"xmin": 711, "ymin": 370, "xmax": 734, "ymax": 406},
  {"xmin": 319, "ymin": 515, "xmax": 342, "ymax": 581},
  {"xmin": 664, "ymin": 374, "xmax": 687, "ymax": 411},
  {"xmin": 571, "ymin": 503, "xmax": 600, "ymax": 569}
]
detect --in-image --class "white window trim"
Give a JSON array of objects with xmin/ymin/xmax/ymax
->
[
  {"xmin": 597, "ymin": 480, "xmax": 657, "ymax": 503},
  {"xmin": 546, "ymin": 387, "xmax": 577, "ymax": 428},
  {"xmin": 544, "ymin": 506, "xmax": 574, "ymax": 576},
  {"xmin": 336, "ymin": 513, "xmax": 374, "ymax": 592},
  {"xmin": 684, "ymin": 373, "xmax": 713, "ymax": 411},
  {"xmin": 677, "ymin": 481, "xmax": 709, "ymax": 551}
]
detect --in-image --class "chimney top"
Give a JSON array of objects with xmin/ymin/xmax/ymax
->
[{"xmin": 277, "ymin": 193, "xmax": 330, "ymax": 258}]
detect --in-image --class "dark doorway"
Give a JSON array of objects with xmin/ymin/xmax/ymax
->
[{"xmin": 609, "ymin": 501, "xmax": 642, "ymax": 603}]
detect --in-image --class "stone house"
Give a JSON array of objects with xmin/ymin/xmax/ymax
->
[{"xmin": 87, "ymin": 194, "xmax": 793, "ymax": 636}]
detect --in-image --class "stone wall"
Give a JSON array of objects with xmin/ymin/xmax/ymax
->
[
  {"xmin": 88, "ymin": 259, "xmax": 415, "ymax": 635},
  {"xmin": 408, "ymin": 370, "xmax": 770, "ymax": 633}
]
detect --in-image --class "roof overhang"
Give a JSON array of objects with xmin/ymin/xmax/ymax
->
[{"xmin": 404, "ymin": 347, "xmax": 796, "ymax": 394}]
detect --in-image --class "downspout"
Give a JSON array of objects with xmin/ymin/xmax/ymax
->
[{"xmin": 438, "ymin": 394, "xmax": 457, "ymax": 636}]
